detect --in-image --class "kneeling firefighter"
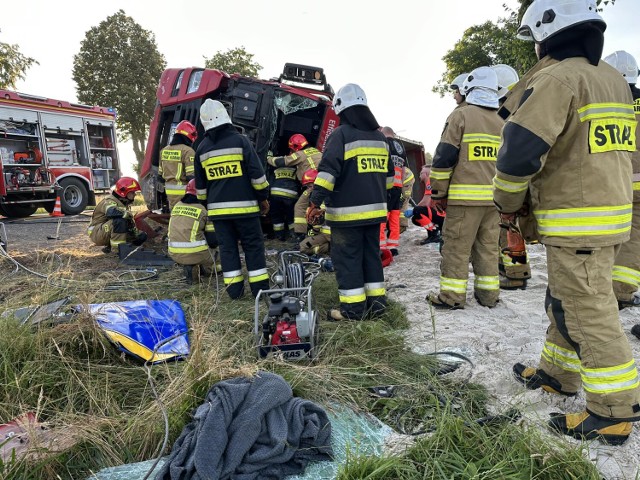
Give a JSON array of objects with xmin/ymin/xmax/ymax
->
[
  {"xmin": 88, "ymin": 177, "xmax": 147, "ymax": 253},
  {"xmin": 297, "ymin": 169, "xmax": 331, "ymax": 256},
  {"xmin": 168, "ymin": 179, "xmax": 218, "ymax": 284}
]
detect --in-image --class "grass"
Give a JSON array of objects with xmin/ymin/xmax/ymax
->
[{"xmin": 0, "ymin": 245, "xmax": 601, "ymax": 479}]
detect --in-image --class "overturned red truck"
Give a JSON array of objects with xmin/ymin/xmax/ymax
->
[{"xmin": 138, "ymin": 63, "xmax": 427, "ymax": 232}]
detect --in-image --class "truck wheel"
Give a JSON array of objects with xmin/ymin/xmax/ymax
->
[
  {"xmin": 1, "ymin": 204, "xmax": 38, "ymax": 218},
  {"xmin": 59, "ymin": 178, "xmax": 89, "ymax": 215}
]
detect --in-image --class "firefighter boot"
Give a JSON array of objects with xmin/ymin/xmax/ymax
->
[
  {"xmin": 631, "ymin": 324, "xmax": 640, "ymax": 341},
  {"xmin": 183, "ymin": 265, "xmax": 195, "ymax": 285},
  {"xmin": 101, "ymin": 245, "xmax": 112, "ymax": 254},
  {"xmin": 426, "ymin": 292, "xmax": 464, "ymax": 310},
  {"xmin": 499, "ymin": 274, "xmax": 528, "ymax": 290},
  {"xmin": 618, "ymin": 295, "xmax": 640, "ymax": 310},
  {"xmin": 548, "ymin": 411, "xmax": 632, "ymax": 445},
  {"xmin": 513, "ymin": 363, "xmax": 577, "ymax": 396}
]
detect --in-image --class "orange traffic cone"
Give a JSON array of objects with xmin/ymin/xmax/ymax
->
[{"xmin": 50, "ymin": 195, "xmax": 64, "ymax": 217}]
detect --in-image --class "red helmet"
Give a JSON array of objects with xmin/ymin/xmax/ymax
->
[
  {"xmin": 301, "ymin": 169, "xmax": 318, "ymax": 186},
  {"xmin": 288, "ymin": 133, "xmax": 308, "ymax": 152},
  {"xmin": 114, "ymin": 177, "xmax": 141, "ymax": 197},
  {"xmin": 185, "ymin": 179, "xmax": 197, "ymax": 196},
  {"xmin": 175, "ymin": 120, "xmax": 197, "ymax": 142}
]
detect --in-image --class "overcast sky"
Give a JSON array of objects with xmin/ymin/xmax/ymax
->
[{"xmin": 3, "ymin": 0, "xmax": 636, "ymax": 177}]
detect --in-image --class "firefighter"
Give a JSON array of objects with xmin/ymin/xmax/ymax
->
[
  {"xmin": 494, "ymin": 0, "xmax": 640, "ymax": 444},
  {"xmin": 194, "ymin": 99, "xmax": 270, "ymax": 299},
  {"xmin": 307, "ymin": 83, "xmax": 396, "ymax": 321},
  {"xmin": 491, "ymin": 64, "xmax": 532, "ymax": 291},
  {"xmin": 88, "ymin": 177, "xmax": 147, "ymax": 253},
  {"xmin": 168, "ymin": 179, "xmax": 218, "ymax": 284},
  {"xmin": 604, "ymin": 50, "xmax": 640, "ymax": 310},
  {"xmin": 450, "ymin": 73, "xmax": 469, "ymax": 108},
  {"xmin": 426, "ymin": 66, "xmax": 504, "ymax": 309},
  {"xmin": 158, "ymin": 120, "xmax": 197, "ymax": 211},
  {"xmin": 379, "ymin": 126, "xmax": 406, "ymax": 256},
  {"xmin": 269, "ymin": 134, "xmax": 323, "ymax": 242},
  {"xmin": 399, "ymin": 165, "xmax": 415, "ymax": 233},
  {"xmin": 265, "ymin": 135, "xmax": 306, "ymax": 241},
  {"xmin": 296, "ymin": 169, "xmax": 331, "ymax": 256}
]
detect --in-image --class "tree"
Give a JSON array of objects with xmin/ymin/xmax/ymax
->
[
  {"xmin": 434, "ymin": 0, "xmax": 617, "ymax": 97},
  {"xmin": 73, "ymin": 10, "xmax": 166, "ymax": 170},
  {"xmin": 0, "ymin": 31, "xmax": 37, "ymax": 89},
  {"xmin": 204, "ymin": 46, "xmax": 262, "ymax": 77}
]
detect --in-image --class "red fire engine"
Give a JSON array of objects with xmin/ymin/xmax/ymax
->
[
  {"xmin": 0, "ymin": 90, "xmax": 121, "ymax": 217},
  {"xmin": 139, "ymin": 63, "xmax": 427, "ymax": 209}
]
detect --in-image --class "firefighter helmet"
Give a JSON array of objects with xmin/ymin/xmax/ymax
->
[
  {"xmin": 289, "ymin": 134, "xmax": 309, "ymax": 152},
  {"xmin": 114, "ymin": 177, "xmax": 141, "ymax": 197},
  {"xmin": 604, "ymin": 51, "xmax": 638, "ymax": 84},
  {"xmin": 517, "ymin": 0, "xmax": 604, "ymax": 43},
  {"xmin": 333, "ymin": 83, "xmax": 367, "ymax": 115},
  {"xmin": 200, "ymin": 99, "xmax": 231, "ymax": 131},
  {"xmin": 175, "ymin": 120, "xmax": 197, "ymax": 142},
  {"xmin": 450, "ymin": 73, "xmax": 469, "ymax": 91},
  {"xmin": 492, "ymin": 64, "xmax": 520, "ymax": 98},
  {"xmin": 301, "ymin": 169, "xmax": 318, "ymax": 186},
  {"xmin": 461, "ymin": 67, "xmax": 498, "ymax": 96},
  {"xmin": 185, "ymin": 179, "xmax": 197, "ymax": 196}
]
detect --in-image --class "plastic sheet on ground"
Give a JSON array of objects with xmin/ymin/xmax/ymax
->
[{"xmin": 88, "ymin": 404, "xmax": 393, "ymax": 480}]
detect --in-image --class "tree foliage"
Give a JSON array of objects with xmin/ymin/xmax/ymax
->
[
  {"xmin": 204, "ymin": 46, "xmax": 262, "ymax": 78},
  {"xmin": 72, "ymin": 10, "xmax": 166, "ymax": 170},
  {"xmin": 434, "ymin": 0, "xmax": 617, "ymax": 97},
  {"xmin": 0, "ymin": 31, "xmax": 37, "ymax": 89}
]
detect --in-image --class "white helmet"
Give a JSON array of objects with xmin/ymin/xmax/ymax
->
[
  {"xmin": 492, "ymin": 64, "xmax": 520, "ymax": 98},
  {"xmin": 517, "ymin": 0, "xmax": 604, "ymax": 43},
  {"xmin": 461, "ymin": 67, "xmax": 498, "ymax": 96},
  {"xmin": 333, "ymin": 83, "xmax": 367, "ymax": 115},
  {"xmin": 604, "ymin": 51, "xmax": 638, "ymax": 84},
  {"xmin": 450, "ymin": 73, "xmax": 469, "ymax": 91},
  {"xmin": 200, "ymin": 99, "xmax": 231, "ymax": 131}
]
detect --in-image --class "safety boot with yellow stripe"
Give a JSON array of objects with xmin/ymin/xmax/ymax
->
[
  {"xmin": 548, "ymin": 411, "xmax": 632, "ymax": 445},
  {"xmin": 513, "ymin": 363, "xmax": 577, "ymax": 396}
]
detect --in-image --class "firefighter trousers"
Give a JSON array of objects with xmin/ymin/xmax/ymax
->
[
  {"xmin": 299, "ymin": 233, "xmax": 330, "ymax": 256},
  {"xmin": 612, "ymin": 202, "xmax": 640, "ymax": 302},
  {"xmin": 331, "ymin": 224, "xmax": 386, "ymax": 319},
  {"xmin": 167, "ymin": 194, "xmax": 182, "ymax": 212},
  {"xmin": 293, "ymin": 190, "xmax": 311, "ymax": 235},
  {"xmin": 88, "ymin": 218, "xmax": 135, "ymax": 250},
  {"xmin": 539, "ymin": 245, "xmax": 640, "ymax": 420},
  {"xmin": 438, "ymin": 205, "xmax": 500, "ymax": 307},
  {"xmin": 498, "ymin": 227, "xmax": 531, "ymax": 286},
  {"xmin": 270, "ymin": 196, "xmax": 296, "ymax": 240},
  {"xmin": 214, "ymin": 216, "xmax": 269, "ymax": 299}
]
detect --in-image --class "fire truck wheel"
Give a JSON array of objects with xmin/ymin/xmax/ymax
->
[
  {"xmin": 1, "ymin": 204, "xmax": 38, "ymax": 218},
  {"xmin": 59, "ymin": 178, "xmax": 89, "ymax": 215}
]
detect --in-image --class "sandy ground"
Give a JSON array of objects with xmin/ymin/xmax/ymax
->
[{"xmin": 385, "ymin": 224, "xmax": 640, "ymax": 480}]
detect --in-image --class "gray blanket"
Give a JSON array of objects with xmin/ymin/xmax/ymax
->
[{"xmin": 156, "ymin": 371, "xmax": 333, "ymax": 480}]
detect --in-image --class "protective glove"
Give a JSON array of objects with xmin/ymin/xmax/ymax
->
[
  {"xmin": 132, "ymin": 231, "xmax": 148, "ymax": 246},
  {"xmin": 259, "ymin": 199, "xmax": 270, "ymax": 216},
  {"xmin": 306, "ymin": 203, "xmax": 324, "ymax": 226},
  {"xmin": 432, "ymin": 197, "xmax": 447, "ymax": 214}
]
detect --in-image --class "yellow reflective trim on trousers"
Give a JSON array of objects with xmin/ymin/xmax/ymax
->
[
  {"xmin": 294, "ymin": 217, "xmax": 307, "ymax": 224},
  {"xmin": 166, "ymin": 188, "xmax": 187, "ymax": 195},
  {"xmin": 249, "ymin": 273, "xmax": 269, "ymax": 283},
  {"xmin": 169, "ymin": 245, "xmax": 208, "ymax": 254},
  {"xmin": 325, "ymin": 209, "xmax": 386, "ymax": 222},
  {"xmin": 474, "ymin": 276, "xmax": 499, "ymax": 291},
  {"xmin": 612, "ymin": 265, "xmax": 640, "ymax": 286},
  {"xmin": 223, "ymin": 275, "xmax": 244, "ymax": 285},
  {"xmin": 581, "ymin": 359, "xmax": 640, "ymax": 394},
  {"xmin": 315, "ymin": 177, "xmax": 335, "ymax": 191},
  {"xmin": 344, "ymin": 146, "xmax": 389, "ymax": 160},
  {"xmin": 440, "ymin": 276, "xmax": 467, "ymax": 294},
  {"xmin": 541, "ymin": 341, "xmax": 581, "ymax": 373},
  {"xmin": 493, "ymin": 175, "xmax": 528, "ymax": 193},
  {"xmin": 448, "ymin": 184, "xmax": 494, "ymax": 201},
  {"xmin": 208, "ymin": 206, "xmax": 260, "ymax": 216},
  {"xmin": 365, "ymin": 288, "xmax": 386, "ymax": 297},
  {"xmin": 535, "ymin": 204, "xmax": 632, "ymax": 236},
  {"xmin": 201, "ymin": 154, "xmax": 244, "ymax": 167},
  {"xmin": 634, "ymin": 183, "xmax": 640, "ymax": 191},
  {"xmin": 430, "ymin": 170, "xmax": 453, "ymax": 180},
  {"xmin": 339, "ymin": 293, "xmax": 367, "ymax": 304},
  {"xmin": 577, "ymin": 102, "xmax": 635, "ymax": 122}
]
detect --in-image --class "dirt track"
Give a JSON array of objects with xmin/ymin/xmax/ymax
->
[{"xmin": 1, "ymin": 213, "xmax": 93, "ymax": 254}]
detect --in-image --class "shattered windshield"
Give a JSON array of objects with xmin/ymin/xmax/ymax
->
[{"xmin": 274, "ymin": 91, "xmax": 318, "ymax": 115}]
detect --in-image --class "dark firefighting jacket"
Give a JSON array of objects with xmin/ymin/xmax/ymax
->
[
  {"xmin": 429, "ymin": 104, "xmax": 504, "ymax": 206},
  {"xmin": 267, "ymin": 164, "xmax": 299, "ymax": 199},
  {"xmin": 194, "ymin": 124, "xmax": 269, "ymax": 219},
  {"xmin": 493, "ymin": 57, "xmax": 636, "ymax": 247},
  {"xmin": 309, "ymin": 125, "xmax": 395, "ymax": 227}
]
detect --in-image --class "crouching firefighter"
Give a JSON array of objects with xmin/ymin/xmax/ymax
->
[
  {"xmin": 308, "ymin": 83, "xmax": 396, "ymax": 321},
  {"xmin": 88, "ymin": 177, "xmax": 147, "ymax": 254},
  {"xmin": 168, "ymin": 179, "xmax": 218, "ymax": 284},
  {"xmin": 294, "ymin": 169, "xmax": 331, "ymax": 255}
]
